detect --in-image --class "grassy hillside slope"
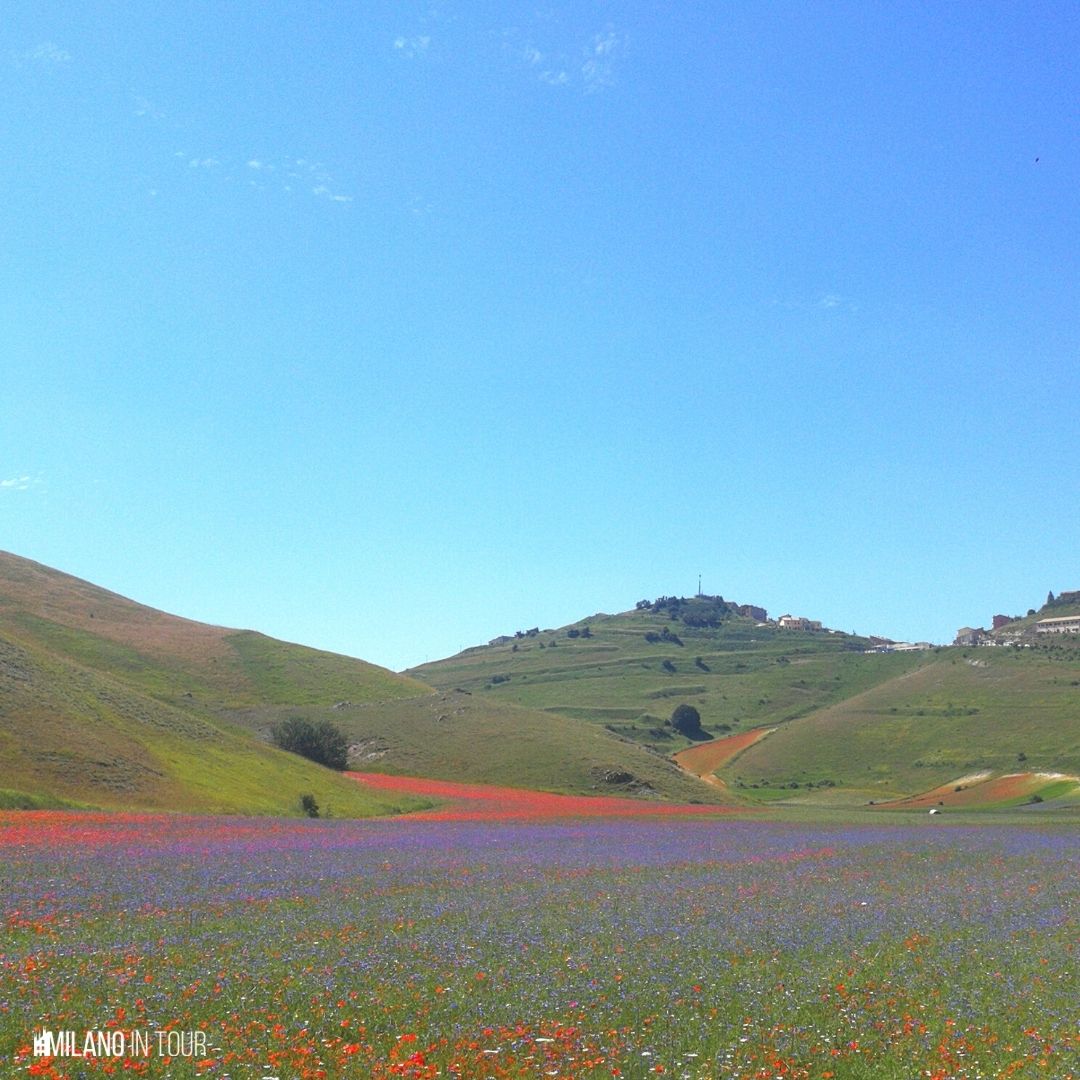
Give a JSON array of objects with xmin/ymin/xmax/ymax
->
[
  {"xmin": 410, "ymin": 596, "xmax": 1080, "ymax": 806},
  {"xmin": 723, "ymin": 646, "xmax": 1080, "ymax": 800},
  {"xmin": 1, "ymin": 553, "xmax": 727, "ymax": 810},
  {"xmin": 225, "ymin": 690, "xmax": 731, "ymax": 805},
  {"xmin": 408, "ymin": 600, "xmax": 920, "ymax": 753},
  {"xmin": 0, "ymin": 551, "xmax": 429, "ymax": 816}
]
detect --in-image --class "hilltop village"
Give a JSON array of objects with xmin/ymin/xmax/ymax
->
[
  {"xmin": 490, "ymin": 589, "xmax": 1080, "ymax": 656},
  {"xmin": 954, "ymin": 589, "xmax": 1080, "ymax": 646}
]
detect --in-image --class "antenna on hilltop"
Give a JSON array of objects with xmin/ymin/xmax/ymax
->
[{"xmin": 697, "ymin": 573, "xmax": 702, "ymax": 597}]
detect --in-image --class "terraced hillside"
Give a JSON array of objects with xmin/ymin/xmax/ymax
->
[
  {"xmin": 0, "ymin": 551, "xmax": 429, "ymax": 815},
  {"xmin": 408, "ymin": 597, "xmax": 924, "ymax": 752},
  {"xmin": 411, "ymin": 595, "xmax": 1080, "ymax": 807}
]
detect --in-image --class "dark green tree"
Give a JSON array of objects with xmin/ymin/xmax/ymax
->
[
  {"xmin": 670, "ymin": 703, "xmax": 702, "ymax": 737},
  {"xmin": 272, "ymin": 716, "xmax": 349, "ymax": 770}
]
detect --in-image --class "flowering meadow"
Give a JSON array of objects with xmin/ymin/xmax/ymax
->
[{"xmin": 1, "ymin": 803, "xmax": 1077, "ymax": 1079}]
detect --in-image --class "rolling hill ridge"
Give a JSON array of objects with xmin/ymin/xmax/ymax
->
[
  {"xmin": 0, "ymin": 553, "xmax": 726, "ymax": 813},
  {"xmin": 409, "ymin": 592, "xmax": 1080, "ymax": 808},
  {"xmin": 3, "ymin": 554, "xmax": 1077, "ymax": 813},
  {"xmin": 0, "ymin": 551, "xmax": 430, "ymax": 815}
]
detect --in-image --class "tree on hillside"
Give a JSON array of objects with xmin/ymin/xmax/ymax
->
[
  {"xmin": 272, "ymin": 716, "xmax": 349, "ymax": 770},
  {"xmin": 670, "ymin": 703, "xmax": 702, "ymax": 737}
]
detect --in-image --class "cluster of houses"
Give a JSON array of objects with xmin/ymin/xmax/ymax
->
[
  {"xmin": 774, "ymin": 614, "xmax": 940, "ymax": 652},
  {"xmin": 775, "ymin": 614, "xmax": 936, "ymax": 652},
  {"xmin": 954, "ymin": 590, "xmax": 1080, "ymax": 645}
]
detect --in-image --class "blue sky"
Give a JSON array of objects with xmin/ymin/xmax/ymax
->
[{"xmin": 2, "ymin": 2, "xmax": 1078, "ymax": 670}]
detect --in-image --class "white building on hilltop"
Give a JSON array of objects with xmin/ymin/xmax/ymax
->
[
  {"xmin": 1034, "ymin": 615, "xmax": 1080, "ymax": 635},
  {"xmin": 777, "ymin": 614, "xmax": 823, "ymax": 631}
]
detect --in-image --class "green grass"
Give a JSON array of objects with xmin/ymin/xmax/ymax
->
[
  {"xmin": 409, "ymin": 608, "xmax": 917, "ymax": 754},
  {"xmin": 229, "ymin": 690, "xmax": 733, "ymax": 804},
  {"xmin": 7, "ymin": 611, "xmax": 242, "ymax": 702},
  {"xmin": 227, "ymin": 630, "xmax": 428, "ymax": 705},
  {"xmin": 5, "ymin": 615, "xmax": 428, "ymax": 711},
  {"xmin": 410, "ymin": 603, "xmax": 1080, "ymax": 807},
  {"xmin": 143, "ymin": 730, "xmax": 433, "ymax": 817},
  {"xmin": 0, "ymin": 643, "xmax": 429, "ymax": 816},
  {"xmin": 0, "ymin": 787, "xmax": 95, "ymax": 810},
  {"xmin": 724, "ymin": 647, "xmax": 1080, "ymax": 798},
  {"xmin": 7, "ymin": 552, "xmax": 1078, "ymax": 815},
  {"xmin": 0, "ymin": 552, "xmax": 433, "ymax": 816}
]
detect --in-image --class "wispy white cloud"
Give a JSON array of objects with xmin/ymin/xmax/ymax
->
[
  {"xmin": 539, "ymin": 68, "xmax": 570, "ymax": 86},
  {"xmin": 393, "ymin": 3, "xmax": 444, "ymax": 60},
  {"xmin": 773, "ymin": 293, "xmax": 859, "ymax": 314},
  {"xmin": 817, "ymin": 293, "xmax": 858, "ymax": 311},
  {"xmin": 133, "ymin": 96, "xmax": 164, "ymax": 120},
  {"xmin": 0, "ymin": 475, "xmax": 38, "ymax": 492},
  {"xmin": 581, "ymin": 28, "xmax": 623, "ymax": 94},
  {"xmin": 508, "ymin": 22, "xmax": 626, "ymax": 94},
  {"xmin": 515, "ymin": 39, "xmax": 568, "ymax": 85},
  {"xmin": 312, "ymin": 184, "xmax": 353, "ymax": 203},
  {"xmin": 10, "ymin": 41, "xmax": 71, "ymax": 68},
  {"xmin": 409, "ymin": 195, "xmax": 433, "ymax": 217},
  {"xmin": 394, "ymin": 35, "xmax": 431, "ymax": 59},
  {"xmin": 172, "ymin": 152, "xmax": 353, "ymax": 205}
]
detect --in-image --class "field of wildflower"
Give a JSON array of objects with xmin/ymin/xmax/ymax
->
[{"xmin": 1, "ymin": 801, "xmax": 1077, "ymax": 1079}]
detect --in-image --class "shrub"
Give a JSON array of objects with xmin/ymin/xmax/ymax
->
[
  {"xmin": 670, "ymin": 703, "xmax": 702, "ymax": 736},
  {"xmin": 272, "ymin": 717, "xmax": 349, "ymax": 771},
  {"xmin": 300, "ymin": 793, "xmax": 320, "ymax": 818}
]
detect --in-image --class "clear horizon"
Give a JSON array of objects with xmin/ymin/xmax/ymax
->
[{"xmin": 3, "ymin": 3, "xmax": 1077, "ymax": 670}]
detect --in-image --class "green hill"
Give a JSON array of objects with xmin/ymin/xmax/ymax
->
[
  {"xmin": 224, "ymin": 691, "xmax": 728, "ymax": 805},
  {"xmin": 0, "ymin": 554, "xmax": 726, "ymax": 812},
  {"xmin": 410, "ymin": 594, "xmax": 1080, "ymax": 807},
  {"xmin": 7, "ymin": 557, "xmax": 1075, "ymax": 813},
  {"xmin": 408, "ymin": 596, "xmax": 919, "ymax": 752},
  {"xmin": 0, "ymin": 551, "xmax": 429, "ymax": 816},
  {"xmin": 723, "ymin": 647, "xmax": 1080, "ymax": 802}
]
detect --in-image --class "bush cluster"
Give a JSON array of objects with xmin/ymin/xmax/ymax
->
[
  {"xmin": 670, "ymin": 703, "xmax": 702, "ymax": 736},
  {"xmin": 272, "ymin": 717, "xmax": 349, "ymax": 770},
  {"xmin": 638, "ymin": 594, "xmax": 733, "ymax": 627}
]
